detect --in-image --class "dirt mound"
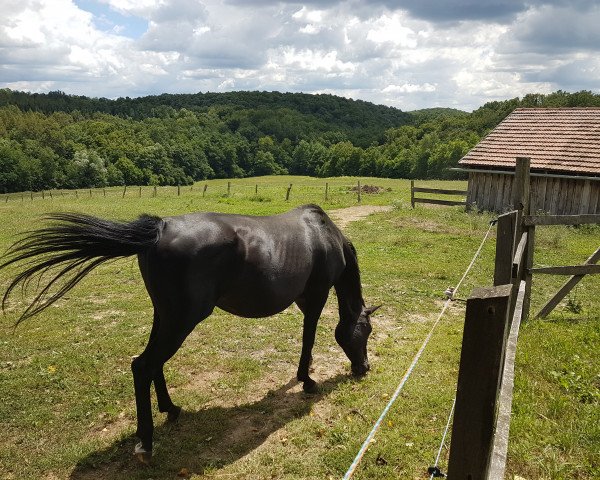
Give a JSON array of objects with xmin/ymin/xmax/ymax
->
[{"xmin": 349, "ymin": 184, "xmax": 391, "ymax": 194}]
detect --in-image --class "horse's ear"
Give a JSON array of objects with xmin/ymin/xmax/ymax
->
[{"xmin": 365, "ymin": 305, "xmax": 382, "ymax": 316}]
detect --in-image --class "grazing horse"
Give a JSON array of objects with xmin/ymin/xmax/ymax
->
[{"xmin": 0, "ymin": 204, "xmax": 378, "ymax": 462}]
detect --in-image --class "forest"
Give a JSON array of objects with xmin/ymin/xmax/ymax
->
[{"xmin": 1, "ymin": 88, "xmax": 599, "ymax": 193}]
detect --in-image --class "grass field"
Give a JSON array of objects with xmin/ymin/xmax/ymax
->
[{"xmin": 0, "ymin": 176, "xmax": 598, "ymax": 479}]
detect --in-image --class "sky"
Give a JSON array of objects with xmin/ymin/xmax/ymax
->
[{"xmin": 1, "ymin": 0, "xmax": 599, "ymax": 111}]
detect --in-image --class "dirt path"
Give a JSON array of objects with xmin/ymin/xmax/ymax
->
[{"xmin": 328, "ymin": 204, "xmax": 393, "ymax": 229}]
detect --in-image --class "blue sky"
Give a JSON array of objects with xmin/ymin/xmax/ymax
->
[
  {"xmin": 1, "ymin": 0, "xmax": 599, "ymax": 111},
  {"xmin": 75, "ymin": 0, "xmax": 148, "ymax": 39}
]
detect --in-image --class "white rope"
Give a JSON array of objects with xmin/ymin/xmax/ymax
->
[
  {"xmin": 429, "ymin": 397, "xmax": 456, "ymax": 479},
  {"xmin": 342, "ymin": 221, "xmax": 495, "ymax": 480}
]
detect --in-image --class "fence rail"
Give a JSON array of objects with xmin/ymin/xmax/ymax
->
[
  {"xmin": 410, "ymin": 180, "xmax": 468, "ymax": 208},
  {"xmin": 447, "ymin": 156, "xmax": 600, "ymax": 478}
]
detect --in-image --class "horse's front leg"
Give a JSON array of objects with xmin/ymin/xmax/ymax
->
[{"xmin": 296, "ymin": 292, "xmax": 328, "ymax": 393}]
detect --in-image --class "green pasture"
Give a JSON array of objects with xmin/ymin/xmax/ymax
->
[{"xmin": 0, "ymin": 176, "xmax": 598, "ymax": 479}]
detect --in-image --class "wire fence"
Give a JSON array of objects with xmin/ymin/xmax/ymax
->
[{"xmin": 0, "ymin": 180, "xmax": 382, "ymax": 204}]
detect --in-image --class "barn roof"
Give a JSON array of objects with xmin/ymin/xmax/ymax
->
[{"xmin": 459, "ymin": 108, "xmax": 600, "ymax": 176}]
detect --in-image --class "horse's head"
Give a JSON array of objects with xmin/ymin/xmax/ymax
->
[{"xmin": 335, "ymin": 305, "xmax": 380, "ymax": 376}]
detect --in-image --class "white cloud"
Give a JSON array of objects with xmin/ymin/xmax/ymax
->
[{"xmin": 0, "ymin": 0, "xmax": 599, "ymax": 110}]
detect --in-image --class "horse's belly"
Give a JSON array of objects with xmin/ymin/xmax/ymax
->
[{"xmin": 216, "ymin": 272, "xmax": 306, "ymax": 318}]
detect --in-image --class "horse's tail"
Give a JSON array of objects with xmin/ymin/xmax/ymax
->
[{"xmin": 1, "ymin": 212, "xmax": 164, "ymax": 324}]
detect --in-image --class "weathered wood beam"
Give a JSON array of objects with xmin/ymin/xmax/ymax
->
[
  {"xmin": 411, "ymin": 187, "xmax": 468, "ymax": 195},
  {"xmin": 530, "ymin": 264, "xmax": 600, "ymax": 275},
  {"xmin": 536, "ymin": 247, "xmax": 600, "ymax": 318},
  {"xmin": 412, "ymin": 198, "xmax": 467, "ymax": 207},
  {"xmin": 524, "ymin": 214, "xmax": 600, "ymax": 226}
]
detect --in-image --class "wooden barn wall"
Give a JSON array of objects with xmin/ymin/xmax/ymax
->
[{"xmin": 466, "ymin": 172, "xmax": 600, "ymax": 214}]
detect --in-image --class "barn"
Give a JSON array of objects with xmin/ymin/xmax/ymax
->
[{"xmin": 457, "ymin": 108, "xmax": 600, "ymax": 214}]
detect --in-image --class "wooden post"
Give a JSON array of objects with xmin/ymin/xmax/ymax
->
[
  {"xmin": 494, "ymin": 211, "xmax": 517, "ymax": 287},
  {"xmin": 177, "ymin": 184, "xmax": 181, "ymax": 196},
  {"xmin": 139, "ymin": 186, "xmax": 142, "ymax": 197},
  {"xmin": 153, "ymin": 186, "xmax": 157, "ymax": 197},
  {"xmin": 203, "ymin": 184, "xmax": 208, "ymax": 197},
  {"xmin": 30, "ymin": 191, "xmax": 34, "ymax": 200},
  {"xmin": 75, "ymin": 190, "xmax": 78, "ymax": 199},
  {"xmin": 357, "ymin": 180, "xmax": 361, "ymax": 203},
  {"xmin": 227, "ymin": 181, "xmax": 231, "ymax": 197},
  {"xmin": 286, "ymin": 183, "xmax": 292, "ymax": 201},
  {"xmin": 411, "ymin": 180, "xmax": 415, "ymax": 208},
  {"xmin": 512, "ymin": 157, "xmax": 533, "ymax": 320},
  {"xmin": 513, "ymin": 157, "xmax": 531, "ymax": 239},
  {"xmin": 255, "ymin": 184, "xmax": 258, "ymax": 195},
  {"xmin": 103, "ymin": 188, "xmax": 106, "ymax": 197},
  {"xmin": 447, "ymin": 284, "xmax": 512, "ymax": 479},
  {"xmin": 325, "ymin": 182, "xmax": 329, "ymax": 201},
  {"xmin": 42, "ymin": 190, "xmax": 45, "ymax": 200},
  {"xmin": 89, "ymin": 189, "xmax": 92, "ymax": 197}
]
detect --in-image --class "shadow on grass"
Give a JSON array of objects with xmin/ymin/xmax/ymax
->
[{"xmin": 70, "ymin": 373, "xmax": 348, "ymax": 480}]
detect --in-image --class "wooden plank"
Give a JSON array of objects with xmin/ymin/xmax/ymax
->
[
  {"xmin": 580, "ymin": 180, "xmax": 592, "ymax": 214},
  {"xmin": 537, "ymin": 247, "xmax": 600, "ymax": 318},
  {"xmin": 486, "ymin": 281, "xmax": 526, "ymax": 480},
  {"xmin": 494, "ymin": 211, "xmax": 517, "ymax": 286},
  {"xmin": 530, "ymin": 264, "xmax": 600, "ymax": 275},
  {"xmin": 524, "ymin": 214, "xmax": 600, "ymax": 226},
  {"xmin": 447, "ymin": 284, "xmax": 512, "ymax": 480},
  {"xmin": 523, "ymin": 225, "xmax": 535, "ymax": 320},
  {"xmin": 536, "ymin": 176, "xmax": 548, "ymax": 214},
  {"xmin": 489, "ymin": 174, "xmax": 499, "ymax": 213},
  {"xmin": 512, "ymin": 232, "xmax": 528, "ymax": 280},
  {"xmin": 413, "ymin": 198, "xmax": 467, "ymax": 207},
  {"xmin": 412, "ymin": 187, "xmax": 468, "ymax": 195}
]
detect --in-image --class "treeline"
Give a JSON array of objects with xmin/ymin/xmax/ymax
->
[{"xmin": 0, "ymin": 89, "xmax": 599, "ymax": 193}]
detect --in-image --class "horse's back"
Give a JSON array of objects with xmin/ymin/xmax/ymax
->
[{"xmin": 140, "ymin": 205, "xmax": 347, "ymax": 318}]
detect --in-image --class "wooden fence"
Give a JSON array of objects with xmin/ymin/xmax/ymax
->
[
  {"xmin": 447, "ymin": 157, "xmax": 600, "ymax": 479},
  {"xmin": 0, "ymin": 180, "xmax": 370, "ymax": 204},
  {"xmin": 410, "ymin": 180, "xmax": 468, "ymax": 208}
]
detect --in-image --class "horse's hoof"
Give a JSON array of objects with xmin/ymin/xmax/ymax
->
[
  {"xmin": 167, "ymin": 405, "xmax": 181, "ymax": 423},
  {"xmin": 303, "ymin": 379, "xmax": 318, "ymax": 394},
  {"xmin": 134, "ymin": 442, "xmax": 152, "ymax": 465}
]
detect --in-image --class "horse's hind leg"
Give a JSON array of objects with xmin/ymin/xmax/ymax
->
[
  {"xmin": 131, "ymin": 304, "xmax": 212, "ymax": 463},
  {"xmin": 147, "ymin": 313, "xmax": 182, "ymax": 422},
  {"xmin": 154, "ymin": 367, "xmax": 181, "ymax": 422}
]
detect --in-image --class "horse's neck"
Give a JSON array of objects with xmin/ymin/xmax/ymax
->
[{"xmin": 335, "ymin": 243, "xmax": 364, "ymax": 323}]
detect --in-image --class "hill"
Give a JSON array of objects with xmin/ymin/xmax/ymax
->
[{"xmin": 0, "ymin": 88, "xmax": 599, "ymax": 193}]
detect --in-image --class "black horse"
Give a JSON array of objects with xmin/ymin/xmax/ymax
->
[{"xmin": 1, "ymin": 204, "xmax": 378, "ymax": 462}]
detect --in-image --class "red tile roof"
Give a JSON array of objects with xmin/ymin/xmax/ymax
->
[{"xmin": 459, "ymin": 108, "xmax": 600, "ymax": 175}]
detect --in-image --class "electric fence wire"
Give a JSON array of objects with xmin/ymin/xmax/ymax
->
[{"xmin": 342, "ymin": 220, "xmax": 496, "ymax": 480}]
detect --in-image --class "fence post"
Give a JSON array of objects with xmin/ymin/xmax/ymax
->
[
  {"xmin": 255, "ymin": 184, "xmax": 258, "ymax": 195},
  {"xmin": 513, "ymin": 157, "xmax": 533, "ymax": 320},
  {"xmin": 447, "ymin": 284, "xmax": 512, "ymax": 479},
  {"xmin": 203, "ymin": 184, "xmax": 208, "ymax": 197},
  {"xmin": 89, "ymin": 189, "xmax": 92, "ymax": 198},
  {"xmin": 286, "ymin": 183, "xmax": 292, "ymax": 201},
  {"xmin": 494, "ymin": 211, "xmax": 517, "ymax": 286},
  {"xmin": 153, "ymin": 186, "xmax": 157, "ymax": 197},
  {"xmin": 357, "ymin": 180, "xmax": 361, "ymax": 203},
  {"xmin": 177, "ymin": 184, "xmax": 180, "ymax": 196},
  {"xmin": 325, "ymin": 182, "xmax": 329, "ymax": 201},
  {"xmin": 410, "ymin": 180, "xmax": 415, "ymax": 208},
  {"xmin": 227, "ymin": 182, "xmax": 231, "ymax": 197},
  {"xmin": 139, "ymin": 186, "xmax": 142, "ymax": 197},
  {"xmin": 42, "ymin": 190, "xmax": 45, "ymax": 200}
]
